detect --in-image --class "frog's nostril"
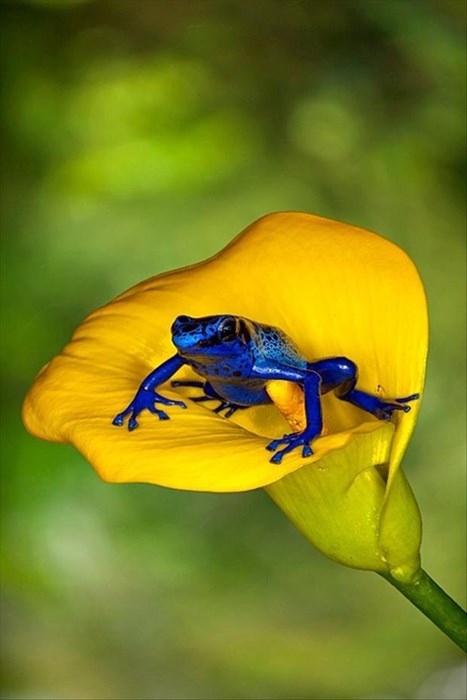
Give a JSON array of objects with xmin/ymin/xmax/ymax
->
[
  {"xmin": 174, "ymin": 315, "xmax": 199, "ymax": 333},
  {"xmin": 182, "ymin": 322, "xmax": 198, "ymax": 332}
]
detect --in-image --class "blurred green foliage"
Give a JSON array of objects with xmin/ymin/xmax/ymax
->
[{"xmin": 1, "ymin": 1, "xmax": 465, "ymax": 698}]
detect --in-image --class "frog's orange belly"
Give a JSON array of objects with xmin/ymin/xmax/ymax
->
[{"xmin": 266, "ymin": 380, "xmax": 328, "ymax": 435}]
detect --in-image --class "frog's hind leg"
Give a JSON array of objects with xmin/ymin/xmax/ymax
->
[
  {"xmin": 212, "ymin": 401, "xmax": 244, "ymax": 418},
  {"xmin": 171, "ymin": 380, "xmax": 205, "ymax": 389},
  {"xmin": 171, "ymin": 379, "xmax": 218, "ymax": 400},
  {"xmin": 307, "ymin": 357, "xmax": 419, "ymax": 419},
  {"xmin": 171, "ymin": 379, "xmax": 245, "ymax": 418}
]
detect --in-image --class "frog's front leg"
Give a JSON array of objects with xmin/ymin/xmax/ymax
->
[
  {"xmin": 171, "ymin": 379, "xmax": 245, "ymax": 418},
  {"xmin": 113, "ymin": 354, "xmax": 187, "ymax": 431},
  {"xmin": 267, "ymin": 372, "xmax": 322, "ymax": 464},
  {"xmin": 252, "ymin": 364, "xmax": 323, "ymax": 464}
]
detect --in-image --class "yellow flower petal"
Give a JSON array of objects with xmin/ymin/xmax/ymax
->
[{"xmin": 22, "ymin": 212, "xmax": 427, "ymax": 494}]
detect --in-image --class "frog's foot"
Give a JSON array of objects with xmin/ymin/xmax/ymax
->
[
  {"xmin": 190, "ymin": 395, "xmax": 244, "ymax": 418},
  {"xmin": 266, "ymin": 431, "xmax": 316, "ymax": 465},
  {"xmin": 171, "ymin": 380, "xmax": 243, "ymax": 419},
  {"xmin": 374, "ymin": 393, "xmax": 420, "ymax": 421},
  {"xmin": 113, "ymin": 387, "xmax": 186, "ymax": 431},
  {"xmin": 212, "ymin": 401, "xmax": 245, "ymax": 419},
  {"xmin": 189, "ymin": 395, "xmax": 243, "ymax": 418},
  {"xmin": 171, "ymin": 379, "xmax": 214, "ymax": 403}
]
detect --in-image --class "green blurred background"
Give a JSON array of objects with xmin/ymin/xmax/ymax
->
[{"xmin": 1, "ymin": 1, "xmax": 465, "ymax": 698}]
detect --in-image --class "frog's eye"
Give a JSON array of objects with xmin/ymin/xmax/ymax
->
[{"xmin": 218, "ymin": 318, "xmax": 237, "ymax": 342}]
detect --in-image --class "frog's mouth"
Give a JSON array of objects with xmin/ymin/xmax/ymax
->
[
  {"xmin": 172, "ymin": 334, "xmax": 217, "ymax": 354},
  {"xmin": 172, "ymin": 328, "xmax": 239, "ymax": 357}
]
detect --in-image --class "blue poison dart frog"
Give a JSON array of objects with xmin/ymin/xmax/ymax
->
[{"xmin": 113, "ymin": 315, "xmax": 419, "ymax": 464}]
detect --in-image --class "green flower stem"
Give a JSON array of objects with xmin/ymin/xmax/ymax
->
[{"xmin": 379, "ymin": 569, "xmax": 467, "ymax": 652}]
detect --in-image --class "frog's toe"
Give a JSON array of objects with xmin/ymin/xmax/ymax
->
[
  {"xmin": 301, "ymin": 443, "xmax": 313, "ymax": 458},
  {"xmin": 269, "ymin": 451, "xmax": 285, "ymax": 465},
  {"xmin": 112, "ymin": 404, "xmax": 134, "ymax": 427},
  {"xmin": 147, "ymin": 404, "xmax": 170, "ymax": 421},
  {"xmin": 396, "ymin": 393, "xmax": 420, "ymax": 404},
  {"xmin": 128, "ymin": 415, "xmax": 139, "ymax": 431},
  {"xmin": 171, "ymin": 380, "xmax": 204, "ymax": 389},
  {"xmin": 112, "ymin": 412, "xmax": 126, "ymax": 427},
  {"xmin": 266, "ymin": 433, "xmax": 295, "ymax": 452},
  {"xmin": 155, "ymin": 394, "xmax": 187, "ymax": 408},
  {"xmin": 213, "ymin": 401, "xmax": 244, "ymax": 418},
  {"xmin": 165, "ymin": 399, "xmax": 187, "ymax": 409},
  {"xmin": 224, "ymin": 406, "xmax": 239, "ymax": 418}
]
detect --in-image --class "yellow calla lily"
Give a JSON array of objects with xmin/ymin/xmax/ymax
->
[{"xmin": 22, "ymin": 212, "xmax": 428, "ymax": 580}]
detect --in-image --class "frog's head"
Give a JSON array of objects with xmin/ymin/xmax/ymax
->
[{"xmin": 171, "ymin": 314, "xmax": 251, "ymax": 363}]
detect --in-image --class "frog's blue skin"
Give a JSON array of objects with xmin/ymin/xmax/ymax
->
[{"xmin": 113, "ymin": 315, "xmax": 419, "ymax": 464}]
